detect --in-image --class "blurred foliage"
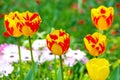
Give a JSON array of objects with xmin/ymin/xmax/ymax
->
[{"xmin": 0, "ymin": 0, "xmax": 120, "ymax": 80}]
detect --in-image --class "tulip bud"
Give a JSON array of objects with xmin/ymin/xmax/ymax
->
[
  {"xmin": 4, "ymin": 11, "xmax": 22, "ymax": 37},
  {"xmin": 91, "ymin": 5, "xmax": 114, "ymax": 30},
  {"xmin": 46, "ymin": 29, "xmax": 70, "ymax": 55},
  {"xmin": 84, "ymin": 32, "xmax": 106, "ymax": 56},
  {"xmin": 86, "ymin": 58, "xmax": 110, "ymax": 80},
  {"xmin": 20, "ymin": 11, "xmax": 42, "ymax": 36}
]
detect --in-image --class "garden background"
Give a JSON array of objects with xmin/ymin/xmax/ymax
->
[{"xmin": 0, "ymin": 0, "xmax": 120, "ymax": 80}]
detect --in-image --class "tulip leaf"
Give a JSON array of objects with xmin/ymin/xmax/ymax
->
[
  {"xmin": 24, "ymin": 62, "xmax": 38, "ymax": 80},
  {"xmin": 57, "ymin": 67, "xmax": 62, "ymax": 80},
  {"xmin": 24, "ymin": 67, "xmax": 33, "ymax": 80},
  {"xmin": 108, "ymin": 65, "xmax": 120, "ymax": 80}
]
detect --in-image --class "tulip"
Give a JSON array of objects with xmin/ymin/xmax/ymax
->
[
  {"xmin": 20, "ymin": 11, "xmax": 42, "ymax": 36},
  {"xmin": 4, "ymin": 11, "xmax": 23, "ymax": 79},
  {"xmin": 86, "ymin": 58, "xmax": 110, "ymax": 80},
  {"xmin": 19, "ymin": 11, "xmax": 42, "ymax": 79},
  {"xmin": 91, "ymin": 5, "xmax": 114, "ymax": 30},
  {"xmin": 46, "ymin": 29, "xmax": 70, "ymax": 55},
  {"xmin": 46, "ymin": 29, "xmax": 70, "ymax": 80},
  {"xmin": 84, "ymin": 32, "xmax": 106, "ymax": 56},
  {"xmin": 4, "ymin": 11, "xmax": 22, "ymax": 37}
]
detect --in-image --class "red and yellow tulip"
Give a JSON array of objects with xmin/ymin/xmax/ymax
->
[
  {"xmin": 84, "ymin": 32, "xmax": 106, "ymax": 56},
  {"xmin": 91, "ymin": 5, "xmax": 114, "ymax": 30},
  {"xmin": 4, "ymin": 11, "xmax": 22, "ymax": 37},
  {"xmin": 46, "ymin": 29, "xmax": 70, "ymax": 55},
  {"xmin": 20, "ymin": 11, "xmax": 42, "ymax": 36},
  {"xmin": 86, "ymin": 58, "xmax": 110, "ymax": 80},
  {"xmin": 4, "ymin": 11, "xmax": 42, "ymax": 37}
]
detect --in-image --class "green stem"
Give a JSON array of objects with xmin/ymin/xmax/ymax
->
[
  {"xmin": 66, "ymin": 66, "xmax": 69, "ymax": 80},
  {"xmin": 28, "ymin": 36, "xmax": 35, "ymax": 79},
  {"xmin": 78, "ymin": 0, "xmax": 82, "ymax": 12},
  {"xmin": 38, "ymin": 64, "xmax": 41, "ymax": 80},
  {"xmin": 79, "ymin": 66, "xmax": 85, "ymax": 80},
  {"xmin": 17, "ymin": 38, "xmax": 22, "ymax": 80},
  {"xmin": 54, "ymin": 55, "xmax": 57, "ymax": 80},
  {"xmin": 60, "ymin": 55, "xmax": 64, "ymax": 80},
  {"xmin": 3, "ymin": 76, "xmax": 6, "ymax": 80}
]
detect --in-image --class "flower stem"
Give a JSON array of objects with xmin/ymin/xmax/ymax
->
[
  {"xmin": 54, "ymin": 55, "xmax": 57, "ymax": 80},
  {"xmin": 28, "ymin": 36, "xmax": 35, "ymax": 79},
  {"xmin": 60, "ymin": 55, "xmax": 64, "ymax": 80},
  {"xmin": 17, "ymin": 38, "xmax": 22, "ymax": 80},
  {"xmin": 78, "ymin": 0, "xmax": 82, "ymax": 12}
]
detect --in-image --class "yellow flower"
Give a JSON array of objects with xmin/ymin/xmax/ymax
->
[
  {"xmin": 91, "ymin": 5, "xmax": 114, "ymax": 30},
  {"xmin": 20, "ymin": 11, "xmax": 42, "ymax": 36},
  {"xmin": 86, "ymin": 58, "xmax": 110, "ymax": 80},
  {"xmin": 46, "ymin": 29, "xmax": 70, "ymax": 55},
  {"xmin": 84, "ymin": 32, "xmax": 106, "ymax": 56},
  {"xmin": 4, "ymin": 11, "xmax": 22, "ymax": 37}
]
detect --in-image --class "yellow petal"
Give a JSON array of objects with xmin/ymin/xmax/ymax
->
[
  {"xmin": 86, "ymin": 58, "xmax": 110, "ymax": 80},
  {"xmin": 97, "ymin": 17, "xmax": 108, "ymax": 30},
  {"xmin": 51, "ymin": 43, "xmax": 62, "ymax": 55},
  {"xmin": 22, "ymin": 26, "xmax": 33, "ymax": 36}
]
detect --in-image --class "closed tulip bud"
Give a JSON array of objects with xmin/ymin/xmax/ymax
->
[
  {"xmin": 46, "ymin": 29, "xmax": 70, "ymax": 55},
  {"xmin": 20, "ymin": 11, "xmax": 42, "ymax": 36},
  {"xmin": 84, "ymin": 32, "xmax": 106, "ymax": 56},
  {"xmin": 91, "ymin": 5, "xmax": 114, "ymax": 30},
  {"xmin": 86, "ymin": 58, "xmax": 110, "ymax": 80},
  {"xmin": 4, "ymin": 11, "xmax": 22, "ymax": 37}
]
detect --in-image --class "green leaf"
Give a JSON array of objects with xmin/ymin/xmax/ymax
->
[
  {"xmin": 24, "ymin": 66, "xmax": 33, "ymax": 80},
  {"xmin": 108, "ymin": 65, "xmax": 120, "ymax": 80},
  {"xmin": 57, "ymin": 67, "xmax": 62, "ymax": 80},
  {"xmin": 24, "ymin": 62, "xmax": 38, "ymax": 80}
]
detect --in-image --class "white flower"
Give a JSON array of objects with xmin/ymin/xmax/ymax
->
[
  {"xmin": 66, "ymin": 49, "xmax": 86, "ymax": 61},
  {"xmin": 32, "ymin": 50, "xmax": 41, "ymax": 62},
  {"xmin": 39, "ymin": 47, "xmax": 59, "ymax": 64},
  {"xmin": 0, "ymin": 44, "xmax": 40, "ymax": 63},
  {"xmin": 0, "ymin": 60, "xmax": 14, "ymax": 78},
  {"xmin": 1, "ymin": 44, "xmax": 19, "ymax": 63},
  {"xmin": 32, "ymin": 39, "xmax": 46, "ymax": 50},
  {"xmin": 63, "ymin": 49, "xmax": 87, "ymax": 67},
  {"xmin": 64, "ymin": 57, "xmax": 76, "ymax": 67},
  {"xmin": 81, "ymin": 56, "xmax": 89, "ymax": 64}
]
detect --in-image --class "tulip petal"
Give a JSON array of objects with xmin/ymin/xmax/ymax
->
[
  {"xmin": 46, "ymin": 29, "xmax": 70, "ymax": 55},
  {"xmin": 84, "ymin": 32, "xmax": 106, "ymax": 56},
  {"xmin": 4, "ymin": 11, "xmax": 22, "ymax": 37},
  {"xmin": 91, "ymin": 5, "xmax": 114, "ymax": 30},
  {"xmin": 86, "ymin": 58, "xmax": 110, "ymax": 80},
  {"xmin": 51, "ymin": 43, "xmax": 62, "ymax": 55},
  {"xmin": 20, "ymin": 11, "xmax": 42, "ymax": 36}
]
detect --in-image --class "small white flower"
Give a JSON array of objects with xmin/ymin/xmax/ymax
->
[
  {"xmin": 0, "ymin": 60, "xmax": 14, "ymax": 78},
  {"xmin": 63, "ymin": 49, "xmax": 87, "ymax": 67},
  {"xmin": 81, "ymin": 56, "xmax": 89, "ymax": 64},
  {"xmin": 1, "ymin": 44, "xmax": 19, "ymax": 63},
  {"xmin": 32, "ymin": 39, "xmax": 46, "ymax": 50},
  {"xmin": 17, "ymin": 47, "xmax": 40, "ymax": 62},
  {"xmin": 66, "ymin": 49, "xmax": 86, "ymax": 61},
  {"xmin": 0, "ymin": 44, "xmax": 40, "ymax": 63},
  {"xmin": 64, "ymin": 57, "xmax": 76, "ymax": 67},
  {"xmin": 39, "ymin": 47, "xmax": 59, "ymax": 64}
]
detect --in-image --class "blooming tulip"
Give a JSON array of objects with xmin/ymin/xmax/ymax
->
[
  {"xmin": 4, "ymin": 11, "xmax": 22, "ymax": 37},
  {"xmin": 91, "ymin": 5, "xmax": 114, "ymax": 30},
  {"xmin": 84, "ymin": 32, "xmax": 106, "ymax": 56},
  {"xmin": 46, "ymin": 29, "xmax": 70, "ymax": 55},
  {"xmin": 86, "ymin": 58, "xmax": 110, "ymax": 80},
  {"xmin": 20, "ymin": 11, "xmax": 42, "ymax": 36}
]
